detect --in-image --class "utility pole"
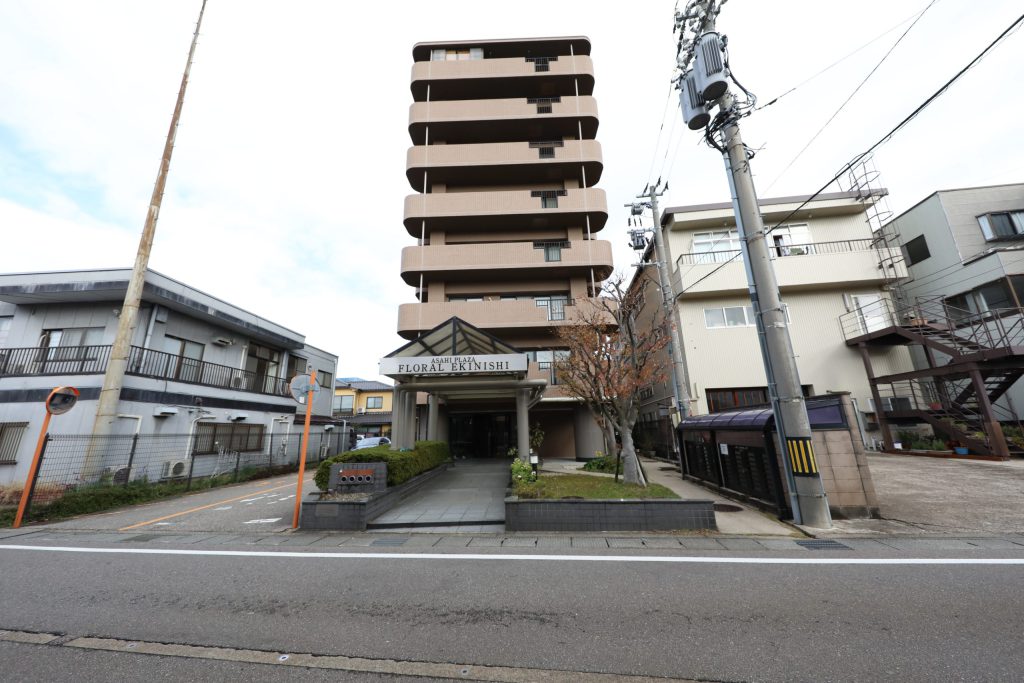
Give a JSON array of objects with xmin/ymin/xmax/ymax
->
[
  {"xmin": 673, "ymin": 0, "xmax": 831, "ymax": 527},
  {"xmin": 88, "ymin": 1, "xmax": 208, "ymax": 455}
]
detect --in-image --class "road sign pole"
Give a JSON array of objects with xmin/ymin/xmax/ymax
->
[
  {"xmin": 292, "ymin": 370, "xmax": 317, "ymax": 529},
  {"xmin": 13, "ymin": 412, "xmax": 53, "ymax": 529}
]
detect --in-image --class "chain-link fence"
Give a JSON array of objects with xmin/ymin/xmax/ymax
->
[{"xmin": 11, "ymin": 427, "xmax": 344, "ymax": 519}]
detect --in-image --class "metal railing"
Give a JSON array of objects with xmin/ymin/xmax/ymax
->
[
  {"xmin": 840, "ymin": 294, "xmax": 1024, "ymax": 350},
  {"xmin": 0, "ymin": 345, "xmax": 112, "ymax": 377},
  {"xmin": 127, "ymin": 346, "xmax": 289, "ymax": 396},
  {"xmin": 0, "ymin": 344, "xmax": 289, "ymax": 396},
  {"xmin": 675, "ymin": 238, "xmax": 874, "ymax": 267}
]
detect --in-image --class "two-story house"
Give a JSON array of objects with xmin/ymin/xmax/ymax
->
[
  {"xmin": 0, "ymin": 268, "xmax": 338, "ymax": 485},
  {"xmin": 333, "ymin": 378, "xmax": 393, "ymax": 438}
]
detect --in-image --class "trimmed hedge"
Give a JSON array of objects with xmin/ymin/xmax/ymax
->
[{"xmin": 314, "ymin": 440, "xmax": 450, "ymax": 491}]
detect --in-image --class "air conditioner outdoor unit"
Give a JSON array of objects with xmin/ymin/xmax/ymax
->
[
  {"xmin": 161, "ymin": 460, "xmax": 188, "ymax": 479},
  {"xmin": 230, "ymin": 375, "xmax": 246, "ymax": 389},
  {"xmin": 358, "ymin": 408, "xmax": 367, "ymax": 415},
  {"xmin": 212, "ymin": 336, "xmax": 234, "ymax": 346}
]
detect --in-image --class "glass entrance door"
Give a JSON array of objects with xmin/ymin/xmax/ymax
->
[{"xmin": 449, "ymin": 414, "xmax": 515, "ymax": 459}]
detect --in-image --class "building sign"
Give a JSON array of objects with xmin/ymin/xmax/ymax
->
[{"xmin": 380, "ymin": 354, "xmax": 528, "ymax": 376}]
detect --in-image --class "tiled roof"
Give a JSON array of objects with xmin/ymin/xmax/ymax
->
[{"xmin": 336, "ymin": 379, "xmax": 392, "ymax": 392}]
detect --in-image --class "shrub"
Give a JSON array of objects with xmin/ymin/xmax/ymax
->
[
  {"xmin": 314, "ymin": 440, "xmax": 450, "ymax": 491},
  {"xmin": 510, "ymin": 458, "xmax": 534, "ymax": 485},
  {"xmin": 582, "ymin": 455, "xmax": 620, "ymax": 475}
]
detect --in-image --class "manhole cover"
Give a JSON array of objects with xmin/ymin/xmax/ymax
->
[
  {"xmin": 370, "ymin": 538, "xmax": 408, "ymax": 547},
  {"xmin": 796, "ymin": 539, "xmax": 851, "ymax": 550},
  {"xmin": 713, "ymin": 503, "xmax": 743, "ymax": 513}
]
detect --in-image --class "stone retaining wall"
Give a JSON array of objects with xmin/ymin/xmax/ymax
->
[{"xmin": 505, "ymin": 497, "xmax": 716, "ymax": 532}]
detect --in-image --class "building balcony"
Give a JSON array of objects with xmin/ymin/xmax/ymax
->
[
  {"xmin": 670, "ymin": 240, "xmax": 907, "ymax": 297},
  {"xmin": 399, "ymin": 239, "xmax": 614, "ymax": 286},
  {"xmin": 408, "ymin": 96, "xmax": 598, "ymax": 146},
  {"xmin": 396, "ymin": 297, "xmax": 613, "ymax": 339},
  {"xmin": 403, "ymin": 187, "xmax": 608, "ymax": 236},
  {"xmin": 0, "ymin": 345, "xmax": 290, "ymax": 397},
  {"xmin": 411, "ymin": 55, "xmax": 595, "ymax": 102},
  {"xmin": 406, "ymin": 140, "xmax": 603, "ymax": 191}
]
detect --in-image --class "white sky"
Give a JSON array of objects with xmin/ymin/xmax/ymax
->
[{"xmin": 1, "ymin": 1, "xmax": 1021, "ymax": 382}]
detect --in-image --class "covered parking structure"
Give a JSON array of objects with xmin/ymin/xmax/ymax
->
[{"xmin": 380, "ymin": 317, "xmax": 546, "ymax": 460}]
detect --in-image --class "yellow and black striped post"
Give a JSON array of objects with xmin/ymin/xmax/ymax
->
[{"xmin": 786, "ymin": 437, "xmax": 818, "ymax": 476}]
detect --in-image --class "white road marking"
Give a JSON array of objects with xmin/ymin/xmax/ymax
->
[
  {"xmin": 243, "ymin": 518, "xmax": 282, "ymax": 525},
  {"xmin": 153, "ymin": 523, "xmax": 173, "ymax": 526},
  {"xmin": 1, "ymin": 545, "xmax": 1022, "ymax": 565},
  {"xmin": 213, "ymin": 506, "xmax": 232, "ymax": 511},
  {"xmin": 239, "ymin": 498, "xmax": 265, "ymax": 503}
]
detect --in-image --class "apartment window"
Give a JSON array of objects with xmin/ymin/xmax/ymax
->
[
  {"xmin": 162, "ymin": 334, "xmax": 204, "ymax": 383},
  {"xmin": 525, "ymin": 56, "xmax": 557, "ymax": 72},
  {"xmin": 978, "ymin": 211, "xmax": 1024, "ymax": 241},
  {"xmin": 193, "ymin": 423, "xmax": 265, "ymax": 455},
  {"xmin": 0, "ymin": 316, "xmax": 11, "ymax": 347},
  {"xmin": 538, "ymin": 147, "xmax": 555, "ymax": 159},
  {"xmin": 534, "ymin": 240, "xmax": 569, "ymax": 262},
  {"xmin": 38, "ymin": 327, "xmax": 106, "ymax": 370},
  {"xmin": 706, "ymin": 385, "xmax": 812, "ymax": 413},
  {"xmin": 334, "ymin": 394, "xmax": 354, "ymax": 413},
  {"xmin": 40, "ymin": 327, "xmax": 104, "ymax": 349},
  {"xmin": 430, "ymin": 48, "xmax": 483, "ymax": 61},
  {"xmin": 0, "ymin": 422, "xmax": 27, "ymax": 464},
  {"xmin": 318, "ymin": 370, "xmax": 333, "ymax": 388},
  {"xmin": 535, "ymin": 295, "xmax": 569, "ymax": 321},
  {"xmin": 903, "ymin": 234, "xmax": 931, "ymax": 266},
  {"xmin": 976, "ymin": 280, "xmax": 1014, "ymax": 311},
  {"xmin": 529, "ymin": 140, "xmax": 564, "ymax": 159},
  {"xmin": 448, "ymin": 295, "xmax": 484, "ymax": 302},
  {"xmin": 704, "ymin": 305, "xmax": 789, "ymax": 328},
  {"xmin": 366, "ymin": 396, "xmax": 383, "ymax": 410},
  {"xmin": 531, "ymin": 189, "xmax": 566, "ymax": 209},
  {"xmin": 286, "ymin": 355, "xmax": 308, "ymax": 379},
  {"xmin": 692, "ymin": 230, "xmax": 742, "ymax": 263},
  {"xmin": 771, "ymin": 224, "xmax": 813, "ymax": 256},
  {"xmin": 527, "ymin": 96, "xmax": 561, "ymax": 114},
  {"xmin": 945, "ymin": 279, "xmax": 1018, "ymax": 319}
]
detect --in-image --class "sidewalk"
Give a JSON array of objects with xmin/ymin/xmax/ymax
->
[{"xmin": 540, "ymin": 457, "xmax": 798, "ymax": 536}]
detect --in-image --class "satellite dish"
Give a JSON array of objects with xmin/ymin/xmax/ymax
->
[{"xmin": 289, "ymin": 374, "xmax": 321, "ymax": 404}]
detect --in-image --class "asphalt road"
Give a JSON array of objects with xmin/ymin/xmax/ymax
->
[
  {"xmin": 39, "ymin": 472, "xmax": 317, "ymax": 533},
  {"xmin": 1, "ymin": 538, "xmax": 1023, "ymax": 681}
]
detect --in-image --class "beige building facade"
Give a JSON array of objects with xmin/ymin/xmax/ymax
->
[
  {"xmin": 634, "ymin": 191, "xmax": 915, "ymax": 434},
  {"xmin": 392, "ymin": 37, "xmax": 612, "ymax": 460}
]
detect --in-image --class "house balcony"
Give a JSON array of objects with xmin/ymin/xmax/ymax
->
[
  {"xmin": 411, "ymin": 55, "xmax": 595, "ymax": 102},
  {"xmin": 408, "ymin": 95, "xmax": 598, "ymax": 146},
  {"xmin": 396, "ymin": 298, "xmax": 613, "ymax": 339},
  {"xmin": 0, "ymin": 345, "xmax": 289, "ymax": 397},
  {"xmin": 399, "ymin": 239, "xmax": 613, "ymax": 286},
  {"xmin": 403, "ymin": 187, "xmax": 608, "ymax": 236},
  {"xmin": 406, "ymin": 140, "xmax": 603, "ymax": 191},
  {"xmin": 670, "ymin": 240, "xmax": 906, "ymax": 297}
]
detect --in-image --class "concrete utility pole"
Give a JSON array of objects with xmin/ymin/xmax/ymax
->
[
  {"xmin": 89, "ymin": 1, "xmax": 208, "ymax": 451},
  {"xmin": 628, "ymin": 187, "xmax": 691, "ymax": 430},
  {"xmin": 674, "ymin": 0, "xmax": 831, "ymax": 527}
]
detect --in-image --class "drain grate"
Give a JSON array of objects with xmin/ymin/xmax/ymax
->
[
  {"xmin": 796, "ymin": 539, "xmax": 851, "ymax": 550},
  {"xmin": 713, "ymin": 503, "xmax": 743, "ymax": 513},
  {"xmin": 370, "ymin": 538, "xmax": 408, "ymax": 547}
]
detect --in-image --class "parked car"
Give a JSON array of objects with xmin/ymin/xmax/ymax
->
[{"xmin": 353, "ymin": 436, "xmax": 390, "ymax": 450}]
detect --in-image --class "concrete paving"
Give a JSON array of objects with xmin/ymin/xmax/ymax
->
[{"xmin": 368, "ymin": 460, "xmax": 508, "ymax": 530}]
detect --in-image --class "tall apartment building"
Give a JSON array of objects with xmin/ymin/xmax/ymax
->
[{"xmin": 393, "ymin": 37, "xmax": 613, "ymax": 460}]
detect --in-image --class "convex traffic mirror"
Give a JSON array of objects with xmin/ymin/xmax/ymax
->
[{"xmin": 46, "ymin": 386, "xmax": 80, "ymax": 415}]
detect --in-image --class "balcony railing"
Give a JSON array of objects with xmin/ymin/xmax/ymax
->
[
  {"xmin": 675, "ymin": 238, "xmax": 874, "ymax": 267},
  {"xmin": 0, "ymin": 344, "xmax": 289, "ymax": 397}
]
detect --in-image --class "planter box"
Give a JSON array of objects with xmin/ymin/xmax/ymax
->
[
  {"xmin": 300, "ymin": 463, "xmax": 450, "ymax": 531},
  {"xmin": 505, "ymin": 497, "xmax": 716, "ymax": 532}
]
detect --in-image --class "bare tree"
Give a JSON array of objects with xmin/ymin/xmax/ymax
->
[{"xmin": 555, "ymin": 274, "xmax": 670, "ymax": 486}]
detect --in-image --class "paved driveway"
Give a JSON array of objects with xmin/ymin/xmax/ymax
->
[
  {"xmin": 369, "ymin": 460, "xmax": 509, "ymax": 531},
  {"xmin": 828, "ymin": 453, "xmax": 1024, "ymax": 535}
]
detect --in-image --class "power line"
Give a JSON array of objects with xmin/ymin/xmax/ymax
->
[
  {"xmin": 762, "ymin": 0, "xmax": 941, "ymax": 193},
  {"xmin": 645, "ymin": 80, "xmax": 678, "ymax": 185},
  {"xmin": 754, "ymin": 4, "xmax": 935, "ymax": 113}
]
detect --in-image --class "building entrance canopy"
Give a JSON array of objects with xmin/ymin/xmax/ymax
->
[{"xmin": 379, "ymin": 317, "xmax": 545, "ymax": 455}]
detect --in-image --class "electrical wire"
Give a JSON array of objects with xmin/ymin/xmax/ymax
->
[
  {"xmin": 754, "ymin": 5, "xmax": 935, "ymax": 113},
  {"xmin": 762, "ymin": 0, "xmax": 942, "ymax": 194},
  {"xmin": 646, "ymin": 80, "xmax": 678, "ymax": 185},
  {"xmin": 679, "ymin": 8, "xmax": 1024, "ymax": 295}
]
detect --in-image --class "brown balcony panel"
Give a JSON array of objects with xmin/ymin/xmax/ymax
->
[
  {"xmin": 403, "ymin": 188, "xmax": 608, "ymax": 236},
  {"xmin": 397, "ymin": 298, "xmax": 614, "ymax": 339},
  {"xmin": 411, "ymin": 56, "xmax": 595, "ymax": 101},
  {"xmin": 408, "ymin": 96, "xmax": 598, "ymax": 146},
  {"xmin": 400, "ymin": 239, "xmax": 614, "ymax": 286},
  {"xmin": 406, "ymin": 140, "xmax": 602, "ymax": 191}
]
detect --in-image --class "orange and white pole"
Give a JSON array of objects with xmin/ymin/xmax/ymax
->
[
  {"xmin": 292, "ymin": 370, "xmax": 316, "ymax": 529},
  {"xmin": 13, "ymin": 412, "xmax": 54, "ymax": 529}
]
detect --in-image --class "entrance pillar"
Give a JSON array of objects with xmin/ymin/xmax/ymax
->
[
  {"xmin": 390, "ymin": 387, "xmax": 403, "ymax": 450},
  {"xmin": 516, "ymin": 388, "xmax": 530, "ymax": 462},
  {"xmin": 405, "ymin": 390, "xmax": 417, "ymax": 448},
  {"xmin": 427, "ymin": 394, "xmax": 439, "ymax": 441}
]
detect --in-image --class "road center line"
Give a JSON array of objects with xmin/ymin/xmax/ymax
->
[
  {"xmin": 1, "ymin": 544, "xmax": 1023, "ymax": 565},
  {"xmin": 117, "ymin": 479, "xmax": 310, "ymax": 531}
]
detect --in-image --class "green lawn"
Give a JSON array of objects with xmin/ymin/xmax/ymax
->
[{"xmin": 513, "ymin": 473, "xmax": 679, "ymax": 500}]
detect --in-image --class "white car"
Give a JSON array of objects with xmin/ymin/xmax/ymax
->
[{"xmin": 354, "ymin": 436, "xmax": 390, "ymax": 450}]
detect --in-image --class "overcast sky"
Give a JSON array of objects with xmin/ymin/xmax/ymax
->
[{"xmin": 1, "ymin": 1, "xmax": 1021, "ymax": 382}]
